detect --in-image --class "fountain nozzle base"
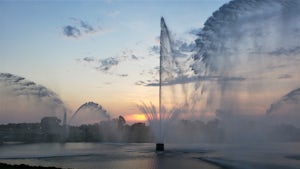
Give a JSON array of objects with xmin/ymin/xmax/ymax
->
[{"xmin": 156, "ymin": 143, "xmax": 164, "ymax": 152}]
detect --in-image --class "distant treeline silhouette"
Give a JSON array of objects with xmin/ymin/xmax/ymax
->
[
  {"xmin": 0, "ymin": 116, "xmax": 153, "ymax": 143},
  {"xmin": 1, "ymin": 116, "xmax": 300, "ymax": 144}
]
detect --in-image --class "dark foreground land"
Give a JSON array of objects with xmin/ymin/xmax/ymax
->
[{"xmin": 0, "ymin": 163, "xmax": 67, "ymax": 169}]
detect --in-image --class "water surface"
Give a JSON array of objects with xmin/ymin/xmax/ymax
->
[{"xmin": 0, "ymin": 142, "xmax": 299, "ymax": 169}]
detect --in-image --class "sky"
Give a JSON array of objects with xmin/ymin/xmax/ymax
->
[{"xmin": 0, "ymin": 0, "xmax": 231, "ymax": 124}]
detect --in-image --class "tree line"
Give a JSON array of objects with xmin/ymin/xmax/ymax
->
[
  {"xmin": 0, "ymin": 116, "xmax": 154, "ymax": 143},
  {"xmin": 1, "ymin": 116, "xmax": 300, "ymax": 144}
]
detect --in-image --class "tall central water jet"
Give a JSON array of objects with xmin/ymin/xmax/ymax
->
[
  {"xmin": 157, "ymin": 17, "xmax": 165, "ymax": 152},
  {"xmin": 140, "ymin": 17, "xmax": 197, "ymax": 151},
  {"xmin": 156, "ymin": 17, "xmax": 176, "ymax": 151}
]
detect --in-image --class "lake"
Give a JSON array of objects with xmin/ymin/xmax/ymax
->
[{"xmin": 0, "ymin": 142, "xmax": 300, "ymax": 169}]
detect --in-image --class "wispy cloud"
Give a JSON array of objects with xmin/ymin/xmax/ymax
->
[
  {"xmin": 118, "ymin": 74, "xmax": 128, "ymax": 77},
  {"xmin": 188, "ymin": 28, "xmax": 201, "ymax": 36},
  {"xmin": 63, "ymin": 25, "xmax": 81, "ymax": 38},
  {"xmin": 135, "ymin": 81, "xmax": 147, "ymax": 86},
  {"xmin": 62, "ymin": 18, "xmax": 108, "ymax": 38},
  {"xmin": 278, "ymin": 74, "xmax": 292, "ymax": 79},
  {"xmin": 269, "ymin": 46, "xmax": 300, "ymax": 56},
  {"xmin": 77, "ymin": 49, "xmax": 143, "ymax": 75},
  {"xmin": 83, "ymin": 57, "xmax": 95, "ymax": 62},
  {"xmin": 79, "ymin": 20, "xmax": 95, "ymax": 33},
  {"xmin": 143, "ymin": 75, "xmax": 246, "ymax": 86},
  {"xmin": 96, "ymin": 57, "xmax": 119, "ymax": 72},
  {"xmin": 149, "ymin": 39, "xmax": 196, "ymax": 58}
]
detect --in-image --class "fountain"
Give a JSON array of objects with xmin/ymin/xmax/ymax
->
[
  {"xmin": 192, "ymin": 0, "xmax": 300, "ymax": 112},
  {"xmin": 139, "ymin": 17, "xmax": 181, "ymax": 152},
  {"xmin": 69, "ymin": 101, "xmax": 110, "ymax": 126},
  {"xmin": 0, "ymin": 73, "xmax": 67, "ymax": 123},
  {"xmin": 156, "ymin": 17, "xmax": 166, "ymax": 152},
  {"xmin": 141, "ymin": 0, "xmax": 300, "ymax": 149},
  {"xmin": 190, "ymin": 0, "xmax": 300, "ymax": 141}
]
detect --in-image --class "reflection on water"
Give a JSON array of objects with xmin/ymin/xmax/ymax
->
[{"xmin": 0, "ymin": 143, "xmax": 299, "ymax": 169}]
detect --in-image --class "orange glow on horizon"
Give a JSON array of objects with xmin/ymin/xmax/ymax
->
[{"xmin": 124, "ymin": 113, "xmax": 147, "ymax": 124}]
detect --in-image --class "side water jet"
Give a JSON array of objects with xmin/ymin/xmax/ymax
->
[{"xmin": 69, "ymin": 101, "xmax": 110, "ymax": 126}]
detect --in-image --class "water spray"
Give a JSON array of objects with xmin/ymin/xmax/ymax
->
[{"xmin": 156, "ymin": 17, "xmax": 169, "ymax": 152}]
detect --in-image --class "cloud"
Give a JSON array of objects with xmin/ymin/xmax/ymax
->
[
  {"xmin": 278, "ymin": 74, "xmax": 292, "ymax": 79},
  {"xmin": 83, "ymin": 57, "xmax": 95, "ymax": 62},
  {"xmin": 135, "ymin": 81, "xmax": 147, "ymax": 86},
  {"xmin": 268, "ymin": 46, "xmax": 300, "ymax": 56},
  {"xmin": 62, "ymin": 18, "xmax": 107, "ymax": 38},
  {"xmin": 96, "ymin": 57, "xmax": 119, "ymax": 72},
  {"xmin": 144, "ymin": 75, "xmax": 246, "ymax": 86},
  {"xmin": 149, "ymin": 46, "xmax": 160, "ymax": 56},
  {"xmin": 79, "ymin": 20, "xmax": 95, "ymax": 33},
  {"xmin": 188, "ymin": 28, "xmax": 201, "ymax": 35},
  {"xmin": 178, "ymin": 41, "xmax": 196, "ymax": 53},
  {"xmin": 63, "ymin": 25, "xmax": 81, "ymax": 38},
  {"xmin": 131, "ymin": 54, "xmax": 139, "ymax": 60},
  {"xmin": 136, "ymin": 68, "xmax": 158, "ymax": 86},
  {"xmin": 118, "ymin": 74, "xmax": 128, "ymax": 77},
  {"xmin": 267, "ymin": 64, "xmax": 288, "ymax": 70},
  {"xmin": 149, "ymin": 39, "xmax": 196, "ymax": 57},
  {"xmin": 78, "ymin": 49, "xmax": 143, "ymax": 75}
]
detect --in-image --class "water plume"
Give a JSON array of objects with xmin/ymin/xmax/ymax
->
[
  {"xmin": 142, "ymin": 0, "xmax": 300, "ymax": 144},
  {"xmin": 139, "ymin": 18, "xmax": 202, "ymax": 145},
  {"xmin": 187, "ymin": 0, "xmax": 300, "ymax": 142},
  {"xmin": 0, "ymin": 73, "xmax": 67, "ymax": 123},
  {"xmin": 138, "ymin": 102, "xmax": 181, "ymax": 143},
  {"xmin": 69, "ymin": 101, "xmax": 110, "ymax": 126},
  {"xmin": 192, "ymin": 0, "xmax": 300, "ymax": 118},
  {"xmin": 266, "ymin": 88, "xmax": 300, "ymax": 127}
]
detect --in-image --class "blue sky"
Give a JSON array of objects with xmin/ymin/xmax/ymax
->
[{"xmin": 0, "ymin": 0, "xmax": 231, "ymax": 123}]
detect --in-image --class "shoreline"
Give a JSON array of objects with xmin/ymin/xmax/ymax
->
[{"xmin": 0, "ymin": 162, "xmax": 70, "ymax": 169}]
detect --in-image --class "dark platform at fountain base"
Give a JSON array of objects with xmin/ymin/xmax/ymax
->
[{"xmin": 156, "ymin": 143, "xmax": 164, "ymax": 152}]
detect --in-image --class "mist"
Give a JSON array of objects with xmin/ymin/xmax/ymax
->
[
  {"xmin": 0, "ymin": 73, "xmax": 67, "ymax": 123},
  {"xmin": 69, "ymin": 101, "xmax": 110, "ymax": 126},
  {"xmin": 143, "ymin": 0, "xmax": 300, "ymax": 144},
  {"xmin": 187, "ymin": 0, "xmax": 300, "ymax": 142}
]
